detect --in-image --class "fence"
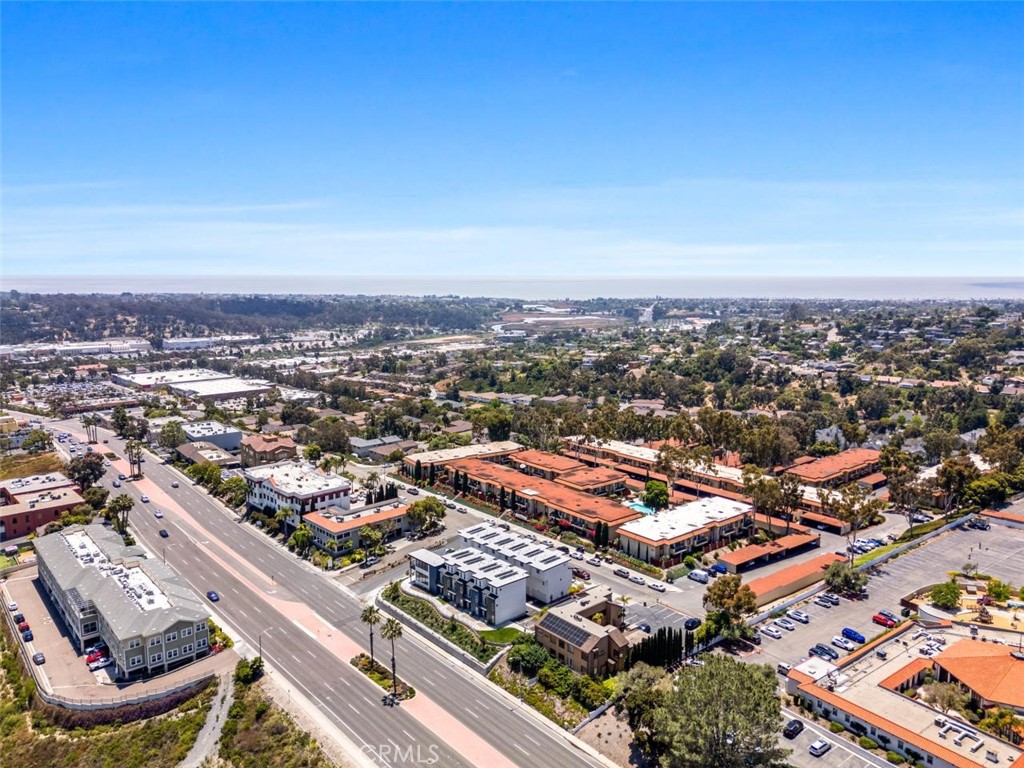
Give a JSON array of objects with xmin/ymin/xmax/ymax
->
[
  {"xmin": 35, "ymin": 673, "xmax": 215, "ymax": 711},
  {"xmin": 746, "ymin": 514, "xmax": 974, "ymax": 627}
]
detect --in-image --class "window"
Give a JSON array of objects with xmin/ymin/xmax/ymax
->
[
  {"xmin": 167, "ymin": 648, "xmax": 179, "ymax": 660},
  {"xmin": 165, "ymin": 631, "xmax": 178, "ymax": 643},
  {"xmin": 182, "ymin": 643, "xmax": 194, "ymax": 654},
  {"xmin": 196, "ymin": 622, "xmax": 207, "ymax": 633},
  {"xmin": 83, "ymin": 621, "xmax": 98, "ymax": 634},
  {"xmin": 129, "ymin": 656, "xmax": 143, "ymax": 667},
  {"xmin": 149, "ymin": 636, "xmax": 162, "ymax": 646},
  {"xmin": 150, "ymin": 652, "xmax": 163, "ymax": 663},
  {"xmin": 196, "ymin": 638, "xmax": 207, "ymax": 650},
  {"xmin": 182, "ymin": 627, "xmax": 192, "ymax": 637},
  {"xmin": 128, "ymin": 639, "xmax": 141, "ymax": 649}
]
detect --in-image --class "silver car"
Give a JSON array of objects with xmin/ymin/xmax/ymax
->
[{"xmin": 774, "ymin": 617, "xmax": 797, "ymax": 631}]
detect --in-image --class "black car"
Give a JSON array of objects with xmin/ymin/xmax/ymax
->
[
  {"xmin": 783, "ymin": 719, "xmax": 804, "ymax": 739},
  {"xmin": 814, "ymin": 643, "xmax": 840, "ymax": 661},
  {"xmin": 159, "ymin": 529, "xmax": 169, "ymax": 538},
  {"xmin": 32, "ymin": 652, "xmax": 45, "ymax": 665},
  {"xmin": 12, "ymin": 613, "xmax": 24, "ymax": 625},
  {"xmin": 808, "ymin": 645, "xmax": 831, "ymax": 660},
  {"xmin": 638, "ymin": 623, "xmax": 652, "ymax": 633},
  {"xmin": 684, "ymin": 617, "xmax": 702, "ymax": 632}
]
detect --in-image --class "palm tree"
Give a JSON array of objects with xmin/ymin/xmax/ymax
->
[
  {"xmin": 381, "ymin": 618, "xmax": 404, "ymax": 699},
  {"xmin": 360, "ymin": 605, "xmax": 381, "ymax": 668}
]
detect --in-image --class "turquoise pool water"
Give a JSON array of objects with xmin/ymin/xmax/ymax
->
[{"xmin": 626, "ymin": 501, "xmax": 657, "ymax": 515}]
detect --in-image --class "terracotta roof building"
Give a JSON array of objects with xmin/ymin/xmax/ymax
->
[
  {"xmin": 784, "ymin": 448, "xmax": 882, "ymax": 487},
  {"xmin": 934, "ymin": 640, "xmax": 1024, "ymax": 713},
  {"xmin": 240, "ymin": 434, "xmax": 297, "ymax": 468}
]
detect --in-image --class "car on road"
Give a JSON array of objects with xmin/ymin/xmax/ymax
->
[
  {"xmin": 812, "ymin": 596, "xmax": 833, "ymax": 609},
  {"xmin": 445, "ymin": 501, "xmax": 456, "ymax": 509},
  {"xmin": 832, "ymin": 635, "xmax": 855, "ymax": 651},
  {"xmin": 171, "ymin": 481, "xmax": 179, "ymax": 488},
  {"xmin": 570, "ymin": 551, "xmax": 585, "ymax": 561},
  {"xmin": 406, "ymin": 487, "xmax": 419, "ymax": 495},
  {"xmin": 556, "ymin": 545, "xmax": 570, "ymax": 553},
  {"xmin": 761, "ymin": 625, "xmax": 782, "ymax": 639},
  {"xmin": 587, "ymin": 556, "xmax": 602, "ymax": 567},
  {"xmin": 22, "ymin": 630, "xmax": 33, "ymax": 642},
  {"xmin": 102, "ymin": 439, "xmax": 109, "ymax": 444},
  {"xmin": 782, "ymin": 719, "xmax": 804, "ymax": 739},
  {"xmin": 17, "ymin": 621, "xmax": 30, "ymax": 632},
  {"xmin": 572, "ymin": 568, "xmax": 591, "ymax": 580},
  {"xmin": 842, "ymin": 627, "xmax": 866, "ymax": 643},
  {"xmin": 684, "ymin": 617, "xmax": 702, "ymax": 632},
  {"xmin": 154, "ymin": 509, "xmax": 163, "ymax": 518},
  {"xmin": 88, "ymin": 658, "xmax": 112, "ymax": 671},
  {"xmin": 6, "ymin": 601, "xmax": 16, "ymax": 612},
  {"xmin": 112, "ymin": 480, "xmax": 121, "ymax": 488},
  {"xmin": 613, "ymin": 567, "xmax": 630, "ymax": 578},
  {"xmin": 141, "ymin": 495, "xmax": 150, "ymax": 503},
  {"xmin": 629, "ymin": 574, "xmax": 646, "ymax": 585},
  {"xmin": 774, "ymin": 618, "xmax": 797, "ymax": 631},
  {"xmin": 872, "ymin": 613, "xmax": 896, "ymax": 628},
  {"xmin": 648, "ymin": 581, "xmax": 666, "ymax": 592},
  {"xmin": 808, "ymin": 738, "xmax": 832, "ymax": 757},
  {"xmin": 32, "ymin": 652, "xmax": 45, "ymax": 665},
  {"xmin": 159, "ymin": 529, "xmax": 169, "ymax": 538},
  {"xmin": 363, "ymin": 556, "xmax": 380, "ymax": 568},
  {"xmin": 206, "ymin": 591, "xmax": 220, "ymax": 602},
  {"xmin": 118, "ymin": 474, "xmax": 126, "ymax": 481},
  {"xmin": 786, "ymin": 609, "xmax": 810, "ymax": 624}
]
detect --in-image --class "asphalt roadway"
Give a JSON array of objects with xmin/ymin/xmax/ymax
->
[{"xmin": 51, "ymin": 419, "xmax": 608, "ymax": 768}]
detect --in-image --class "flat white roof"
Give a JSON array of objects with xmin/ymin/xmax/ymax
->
[
  {"xmin": 182, "ymin": 420, "xmax": 242, "ymax": 437},
  {"xmin": 404, "ymin": 440, "xmax": 523, "ymax": 465},
  {"xmin": 459, "ymin": 522, "xmax": 570, "ymax": 572},
  {"xmin": 244, "ymin": 462, "xmax": 350, "ymax": 497},
  {"xmin": 619, "ymin": 496, "xmax": 751, "ymax": 543},
  {"xmin": 444, "ymin": 547, "xmax": 528, "ymax": 588},
  {"xmin": 64, "ymin": 530, "xmax": 170, "ymax": 611},
  {"xmin": 171, "ymin": 377, "xmax": 273, "ymax": 397},
  {"xmin": 120, "ymin": 368, "xmax": 231, "ymax": 387},
  {"xmin": 918, "ymin": 453, "xmax": 991, "ymax": 481}
]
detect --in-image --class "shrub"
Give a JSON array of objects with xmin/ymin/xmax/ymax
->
[
  {"xmin": 886, "ymin": 751, "xmax": 906, "ymax": 765},
  {"xmin": 859, "ymin": 736, "xmax": 879, "ymax": 750},
  {"xmin": 683, "ymin": 555, "xmax": 698, "ymax": 570},
  {"xmin": 829, "ymin": 721, "xmax": 846, "ymax": 733}
]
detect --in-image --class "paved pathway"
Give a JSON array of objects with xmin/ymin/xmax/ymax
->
[{"xmin": 180, "ymin": 672, "xmax": 235, "ymax": 768}]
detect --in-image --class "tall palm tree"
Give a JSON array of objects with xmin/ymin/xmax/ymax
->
[
  {"xmin": 360, "ymin": 605, "xmax": 381, "ymax": 668},
  {"xmin": 381, "ymin": 618, "xmax": 404, "ymax": 699}
]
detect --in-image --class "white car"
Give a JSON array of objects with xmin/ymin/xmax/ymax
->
[
  {"xmin": 774, "ymin": 618, "xmax": 797, "ymax": 631},
  {"xmin": 629, "ymin": 574, "xmax": 646, "ymax": 585},
  {"xmin": 761, "ymin": 625, "xmax": 783, "ymax": 639},
  {"xmin": 587, "ymin": 557, "xmax": 602, "ymax": 567},
  {"xmin": 154, "ymin": 509, "xmax": 164, "ymax": 518},
  {"xmin": 6, "ymin": 602, "xmax": 17, "ymax": 612},
  {"xmin": 787, "ymin": 609, "xmax": 811, "ymax": 624},
  {"xmin": 808, "ymin": 738, "xmax": 832, "ymax": 757},
  {"xmin": 831, "ymin": 635, "xmax": 855, "ymax": 651},
  {"xmin": 88, "ymin": 658, "xmax": 113, "ymax": 671},
  {"xmin": 648, "ymin": 581, "xmax": 666, "ymax": 592},
  {"xmin": 570, "ymin": 551, "xmax": 585, "ymax": 560},
  {"xmin": 140, "ymin": 495, "xmax": 150, "ymax": 503}
]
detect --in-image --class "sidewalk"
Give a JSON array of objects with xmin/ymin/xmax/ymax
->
[{"xmin": 179, "ymin": 672, "xmax": 234, "ymax": 768}]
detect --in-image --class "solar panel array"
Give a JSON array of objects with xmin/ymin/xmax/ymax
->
[{"xmin": 539, "ymin": 613, "xmax": 592, "ymax": 647}]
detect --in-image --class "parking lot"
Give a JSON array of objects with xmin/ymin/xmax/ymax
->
[
  {"xmin": 783, "ymin": 711, "xmax": 887, "ymax": 768},
  {"xmin": 750, "ymin": 523, "xmax": 1024, "ymax": 670},
  {"xmin": 622, "ymin": 601, "xmax": 697, "ymax": 634}
]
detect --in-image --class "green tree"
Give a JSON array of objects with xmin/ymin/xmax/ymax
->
[
  {"xmin": 986, "ymin": 579, "xmax": 1012, "ymax": 602},
  {"xmin": 406, "ymin": 497, "xmax": 446, "ymax": 532},
  {"xmin": 219, "ymin": 476, "xmax": 248, "ymax": 508},
  {"xmin": 360, "ymin": 605, "xmax": 381, "ymax": 668},
  {"xmin": 642, "ymin": 480, "xmax": 670, "ymax": 511},
  {"xmin": 381, "ymin": 618, "xmax": 404, "ymax": 699},
  {"xmin": 303, "ymin": 444, "xmax": 322, "ymax": 462},
  {"xmin": 648, "ymin": 657, "xmax": 788, "ymax": 768},
  {"xmin": 506, "ymin": 639, "xmax": 550, "ymax": 676},
  {"xmin": 979, "ymin": 708, "xmax": 1024, "ymax": 742},
  {"xmin": 66, "ymin": 453, "xmax": 106, "ymax": 490},
  {"xmin": 287, "ymin": 523, "xmax": 314, "ymax": 556},
  {"xmin": 21, "ymin": 429, "xmax": 52, "ymax": 454},
  {"xmin": 359, "ymin": 524, "xmax": 384, "ymax": 554},
  {"xmin": 824, "ymin": 561, "xmax": 868, "ymax": 595},
  {"xmin": 922, "ymin": 682, "xmax": 968, "ymax": 715},
  {"xmin": 930, "ymin": 579, "xmax": 962, "ymax": 611},
  {"xmin": 82, "ymin": 486, "xmax": 109, "ymax": 511},
  {"xmin": 702, "ymin": 574, "xmax": 757, "ymax": 638},
  {"xmin": 157, "ymin": 421, "xmax": 187, "ymax": 450},
  {"xmin": 820, "ymin": 483, "xmax": 886, "ymax": 563},
  {"xmin": 936, "ymin": 455, "xmax": 981, "ymax": 517},
  {"xmin": 107, "ymin": 493, "xmax": 134, "ymax": 535}
]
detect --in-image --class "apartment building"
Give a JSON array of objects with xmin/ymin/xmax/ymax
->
[
  {"xmin": 0, "ymin": 472, "xmax": 85, "ymax": 541},
  {"xmin": 240, "ymin": 434, "xmax": 297, "ymax": 467},
  {"xmin": 181, "ymin": 420, "xmax": 244, "ymax": 452},
  {"xmin": 617, "ymin": 496, "xmax": 753, "ymax": 565},
  {"xmin": 783, "ymin": 448, "xmax": 882, "ymax": 488},
  {"xmin": 35, "ymin": 525, "xmax": 211, "ymax": 679},
  {"xmin": 302, "ymin": 504, "xmax": 409, "ymax": 553},
  {"xmin": 409, "ymin": 547, "xmax": 527, "ymax": 625},
  {"xmin": 244, "ymin": 461, "xmax": 351, "ymax": 520},
  {"xmin": 534, "ymin": 586, "xmax": 629, "ymax": 676},
  {"xmin": 401, "ymin": 441, "xmax": 524, "ymax": 476},
  {"xmin": 457, "ymin": 522, "xmax": 572, "ymax": 603},
  {"xmin": 512, "ymin": 449, "xmax": 627, "ymax": 495},
  {"xmin": 445, "ymin": 457, "xmax": 642, "ymax": 540}
]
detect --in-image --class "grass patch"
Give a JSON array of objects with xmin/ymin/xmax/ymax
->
[
  {"xmin": 0, "ymin": 452, "xmax": 63, "ymax": 480},
  {"xmin": 0, "ymin": 555, "xmax": 17, "ymax": 570},
  {"xmin": 479, "ymin": 627, "xmax": 527, "ymax": 645},
  {"xmin": 897, "ymin": 513, "xmax": 965, "ymax": 542},
  {"xmin": 384, "ymin": 589, "xmax": 498, "ymax": 662},
  {"xmin": 854, "ymin": 542, "xmax": 903, "ymax": 566},
  {"xmin": 0, "ymin": 622, "xmax": 215, "ymax": 768},
  {"xmin": 349, "ymin": 654, "xmax": 415, "ymax": 700},
  {"xmin": 219, "ymin": 678, "xmax": 331, "ymax": 768}
]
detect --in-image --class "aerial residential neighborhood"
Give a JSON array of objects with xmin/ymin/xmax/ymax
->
[{"xmin": 2, "ymin": 3, "xmax": 1022, "ymax": 768}]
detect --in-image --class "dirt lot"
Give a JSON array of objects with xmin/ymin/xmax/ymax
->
[{"xmin": 576, "ymin": 707, "xmax": 646, "ymax": 768}]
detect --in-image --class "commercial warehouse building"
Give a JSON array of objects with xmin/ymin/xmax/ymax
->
[
  {"xmin": 181, "ymin": 420, "xmax": 244, "ymax": 452},
  {"xmin": 35, "ymin": 525, "xmax": 211, "ymax": 679}
]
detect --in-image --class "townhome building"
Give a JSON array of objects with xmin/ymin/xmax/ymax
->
[
  {"xmin": 409, "ymin": 547, "xmax": 527, "ymax": 625},
  {"xmin": 534, "ymin": 586, "xmax": 629, "ymax": 676},
  {"xmin": 456, "ymin": 522, "xmax": 572, "ymax": 603}
]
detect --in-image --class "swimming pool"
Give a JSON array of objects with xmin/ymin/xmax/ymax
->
[{"xmin": 626, "ymin": 501, "xmax": 657, "ymax": 515}]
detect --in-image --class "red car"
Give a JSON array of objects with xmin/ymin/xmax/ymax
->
[
  {"xmin": 17, "ymin": 621, "xmax": 30, "ymax": 632},
  {"xmin": 872, "ymin": 613, "xmax": 896, "ymax": 628},
  {"xmin": 86, "ymin": 649, "xmax": 109, "ymax": 663}
]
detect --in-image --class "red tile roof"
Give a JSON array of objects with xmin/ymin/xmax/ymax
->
[
  {"xmin": 242, "ymin": 434, "xmax": 297, "ymax": 453},
  {"xmin": 746, "ymin": 552, "xmax": 845, "ymax": 598},
  {"xmin": 512, "ymin": 449, "xmax": 586, "ymax": 475},
  {"xmin": 785, "ymin": 448, "xmax": 881, "ymax": 483},
  {"xmin": 717, "ymin": 532, "xmax": 818, "ymax": 566},
  {"xmin": 934, "ymin": 639, "xmax": 1024, "ymax": 709},
  {"xmin": 303, "ymin": 505, "xmax": 408, "ymax": 535}
]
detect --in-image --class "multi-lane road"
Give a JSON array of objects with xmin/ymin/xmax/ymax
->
[{"xmin": 49, "ymin": 418, "xmax": 610, "ymax": 768}]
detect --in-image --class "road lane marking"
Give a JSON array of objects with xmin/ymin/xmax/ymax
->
[
  {"xmin": 514, "ymin": 744, "xmax": 529, "ymax": 756},
  {"xmin": 463, "ymin": 707, "xmax": 479, "ymax": 719}
]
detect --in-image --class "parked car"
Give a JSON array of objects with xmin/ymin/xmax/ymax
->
[
  {"xmin": 787, "ymin": 609, "xmax": 810, "ymax": 624},
  {"xmin": 629, "ymin": 574, "xmax": 646, "ymax": 585},
  {"xmin": 557, "ymin": 545, "xmax": 570, "ymax": 553},
  {"xmin": 774, "ymin": 618, "xmax": 797, "ymax": 631},
  {"xmin": 808, "ymin": 645, "xmax": 832, "ymax": 660},
  {"xmin": 687, "ymin": 569, "xmax": 710, "ymax": 584},
  {"xmin": 445, "ymin": 501, "xmax": 456, "ymax": 509},
  {"xmin": 12, "ymin": 613, "xmax": 24, "ymax": 624},
  {"xmin": 206, "ymin": 591, "xmax": 220, "ymax": 602},
  {"xmin": 842, "ymin": 627, "xmax": 866, "ymax": 643},
  {"xmin": 709, "ymin": 563, "xmax": 729, "ymax": 575},
  {"xmin": 85, "ymin": 643, "xmax": 107, "ymax": 655},
  {"xmin": 776, "ymin": 662, "xmax": 792, "ymax": 675},
  {"xmin": 808, "ymin": 738, "xmax": 832, "ymax": 757},
  {"xmin": 587, "ymin": 557, "xmax": 602, "ymax": 567},
  {"xmin": 638, "ymin": 623, "xmax": 652, "ymax": 634},
  {"xmin": 821, "ymin": 593, "xmax": 841, "ymax": 605},
  {"xmin": 572, "ymin": 568, "xmax": 591, "ymax": 581},
  {"xmin": 684, "ymin": 617, "xmax": 702, "ymax": 632},
  {"xmin": 878, "ymin": 609, "xmax": 899, "ymax": 623},
  {"xmin": 832, "ymin": 635, "xmax": 855, "ymax": 651},
  {"xmin": 22, "ymin": 630, "xmax": 33, "ymax": 642},
  {"xmin": 362, "ymin": 556, "xmax": 380, "ymax": 568},
  {"xmin": 32, "ymin": 652, "xmax": 45, "ymax": 665},
  {"xmin": 570, "ymin": 551, "xmax": 585, "ymax": 561},
  {"xmin": 7, "ymin": 601, "xmax": 17, "ymax": 612},
  {"xmin": 648, "ymin": 581, "xmax": 666, "ymax": 592},
  {"xmin": 748, "ymin": 630, "xmax": 761, "ymax": 645},
  {"xmin": 783, "ymin": 719, "xmax": 804, "ymax": 739},
  {"xmin": 88, "ymin": 658, "xmax": 112, "ymax": 671},
  {"xmin": 87, "ymin": 649, "xmax": 108, "ymax": 663},
  {"xmin": 613, "ymin": 568, "xmax": 630, "ymax": 578},
  {"xmin": 406, "ymin": 487, "xmax": 419, "ymax": 495},
  {"xmin": 761, "ymin": 625, "xmax": 782, "ymax": 639},
  {"xmin": 17, "ymin": 621, "xmax": 30, "ymax": 632},
  {"xmin": 813, "ymin": 596, "xmax": 833, "ymax": 609},
  {"xmin": 872, "ymin": 613, "xmax": 896, "ymax": 628},
  {"xmin": 813, "ymin": 643, "xmax": 839, "ymax": 660}
]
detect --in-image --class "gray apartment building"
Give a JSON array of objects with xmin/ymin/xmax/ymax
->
[
  {"xmin": 409, "ymin": 547, "xmax": 527, "ymax": 625},
  {"xmin": 35, "ymin": 525, "xmax": 211, "ymax": 679},
  {"xmin": 456, "ymin": 522, "xmax": 572, "ymax": 604}
]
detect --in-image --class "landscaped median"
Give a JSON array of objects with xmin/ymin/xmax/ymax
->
[{"xmin": 350, "ymin": 653, "xmax": 415, "ymax": 700}]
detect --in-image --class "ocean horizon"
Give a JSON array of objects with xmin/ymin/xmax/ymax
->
[{"xmin": 3, "ymin": 275, "xmax": 1022, "ymax": 301}]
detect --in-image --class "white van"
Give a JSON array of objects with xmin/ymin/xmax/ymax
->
[{"xmin": 688, "ymin": 569, "xmax": 710, "ymax": 584}]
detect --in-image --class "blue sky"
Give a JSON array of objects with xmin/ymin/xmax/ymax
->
[{"xmin": 3, "ymin": 2, "xmax": 1022, "ymax": 280}]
